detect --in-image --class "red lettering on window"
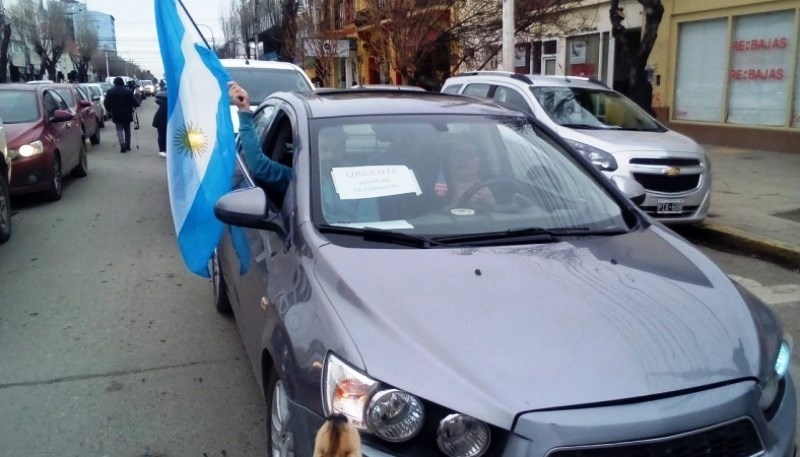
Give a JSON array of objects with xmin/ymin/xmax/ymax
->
[{"xmin": 775, "ymin": 69, "xmax": 784, "ymax": 79}]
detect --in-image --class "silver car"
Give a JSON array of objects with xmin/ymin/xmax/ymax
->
[
  {"xmin": 213, "ymin": 90, "xmax": 794, "ymax": 457},
  {"xmin": 441, "ymin": 72, "xmax": 711, "ymax": 224}
]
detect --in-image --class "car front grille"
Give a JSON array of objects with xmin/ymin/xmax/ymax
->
[
  {"xmin": 547, "ymin": 418, "xmax": 763, "ymax": 457},
  {"xmin": 633, "ymin": 173, "xmax": 700, "ymax": 193},
  {"xmin": 629, "ymin": 158, "xmax": 701, "ymax": 167}
]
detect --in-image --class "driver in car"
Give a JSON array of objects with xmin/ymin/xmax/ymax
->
[{"xmin": 434, "ymin": 139, "xmax": 496, "ymax": 211}]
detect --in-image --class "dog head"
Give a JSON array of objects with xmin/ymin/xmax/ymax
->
[{"xmin": 313, "ymin": 414, "xmax": 362, "ymax": 457}]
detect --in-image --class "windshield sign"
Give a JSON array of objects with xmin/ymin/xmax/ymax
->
[
  {"xmin": 532, "ymin": 87, "xmax": 664, "ymax": 132},
  {"xmin": 310, "ymin": 115, "xmax": 628, "ymax": 242}
]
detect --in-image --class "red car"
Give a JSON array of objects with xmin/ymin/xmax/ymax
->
[
  {"xmin": 0, "ymin": 84, "xmax": 87, "ymax": 201},
  {"xmin": 50, "ymin": 83, "xmax": 101, "ymax": 146}
]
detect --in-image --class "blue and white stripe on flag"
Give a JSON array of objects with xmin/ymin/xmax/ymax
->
[{"xmin": 155, "ymin": 0, "xmax": 236, "ymax": 277}]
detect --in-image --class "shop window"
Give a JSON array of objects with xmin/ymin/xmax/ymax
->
[
  {"xmin": 674, "ymin": 19, "xmax": 728, "ymax": 122},
  {"xmin": 727, "ymin": 10, "xmax": 795, "ymax": 127},
  {"xmin": 531, "ymin": 40, "xmax": 557, "ymax": 75},
  {"xmin": 567, "ymin": 34, "xmax": 600, "ymax": 79}
]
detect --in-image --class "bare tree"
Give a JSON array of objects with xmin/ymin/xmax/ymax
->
[
  {"xmin": 0, "ymin": 0, "xmax": 12, "ymax": 83},
  {"xmin": 220, "ymin": 1, "xmax": 242, "ymax": 58},
  {"xmin": 69, "ymin": 15, "xmax": 99, "ymax": 82},
  {"xmin": 297, "ymin": 0, "xmax": 344, "ymax": 86},
  {"xmin": 8, "ymin": 0, "xmax": 71, "ymax": 81},
  {"xmin": 610, "ymin": 0, "xmax": 663, "ymax": 115}
]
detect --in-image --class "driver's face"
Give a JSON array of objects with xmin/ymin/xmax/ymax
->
[{"xmin": 447, "ymin": 146, "xmax": 480, "ymax": 180}]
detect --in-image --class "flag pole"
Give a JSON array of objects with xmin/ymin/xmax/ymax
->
[{"xmin": 176, "ymin": 0, "xmax": 212, "ymax": 50}]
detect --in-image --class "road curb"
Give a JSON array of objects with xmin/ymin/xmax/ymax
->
[{"xmin": 688, "ymin": 223, "xmax": 800, "ymax": 271}]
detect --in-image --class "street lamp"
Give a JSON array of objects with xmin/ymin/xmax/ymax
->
[{"xmin": 196, "ymin": 23, "xmax": 216, "ymax": 53}]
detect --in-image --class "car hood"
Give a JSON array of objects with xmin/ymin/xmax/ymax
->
[
  {"xmin": 556, "ymin": 126, "xmax": 702, "ymax": 155},
  {"xmin": 4, "ymin": 122, "xmax": 43, "ymax": 149},
  {"xmin": 314, "ymin": 226, "xmax": 761, "ymax": 429}
]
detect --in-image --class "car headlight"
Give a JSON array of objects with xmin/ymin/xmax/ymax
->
[
  {"xmin": 18, "ymin": 140, "xmax": 44, "ymax": 158},
  {"xmin": 759, "ymin": 339, "xmax": 791, "ymax": 411},
  {"xmin": 566, "ymin": 140, "xmax": 618, "ymax": 171},
  {"xmin": 437, "ymin": 413, "xmax": 491, "ymax": 457},
  {"xmin": 323, "ymin": 353, "xmax": 425, "ymax": 442}
]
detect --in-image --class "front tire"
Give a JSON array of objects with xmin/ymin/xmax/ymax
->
[
  {"xmin": 45, "ymin": 155, "xmax": 63, "ymax": 201},
  {"xmin": 89, "ymin": 127, "xmax": 101, "ymax": 146},
  {"xmin": 211, "ymin": 249, "xmax": 232, "ymax": 313},
  {"xmin": 71, "ymin": 142, "xmax": 88, "ymax": 178},
  {"xmin": 266, "ymin": 367, "xmax": 294, "ymax": 457},
  {"xmin": 0, "ymin": 173, "xmax": 11, "ymax": 243}
]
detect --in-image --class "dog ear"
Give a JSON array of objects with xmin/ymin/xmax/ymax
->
[{"xmin": 313, "ymin": 414, "xmax": 362, "ymax": 457}]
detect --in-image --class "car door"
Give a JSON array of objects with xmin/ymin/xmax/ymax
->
[
  {"xmin": 492, "ymin": 84, "xmax": 535, "ymax": 116},
  {"xmin": 75, "ymin": 87, "xmax": 97, "ymax": 136},
  {"xmin": 43, "ymin": 90, "xmax": 82, "ymax": 169}
]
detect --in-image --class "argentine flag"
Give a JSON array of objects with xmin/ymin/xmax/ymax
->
[{"xmin": 155, "ymin": 0, "xmax": 236, "ymax": 277}]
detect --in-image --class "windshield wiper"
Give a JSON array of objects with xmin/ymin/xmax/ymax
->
[
  {"xmin": 559, "ymin": 123, "xmax": 607, "ymax": 130},
  {"xmin": 432, "ymin": 226, "xmax": 627, "ymax": 246},
  {"xmin": 317, "ymin": 224, "xmax": 445, "ymax": 248}
]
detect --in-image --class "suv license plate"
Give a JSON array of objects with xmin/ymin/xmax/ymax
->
[{"xmin": 657, "ymin": 199, "xmax": 684, "ymax": 214}]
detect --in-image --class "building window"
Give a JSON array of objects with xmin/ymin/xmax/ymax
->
[
  {"xmin": 531, "ymin": 40, "xmax": 557, "ymax": 75},
  {"xmin": 566, "ymin": 34, "xmax": 600, "ymax": 79},
  {"xmin": 727, "ymin": 10, "xmax": 795, "ymax": 126},
  {"xmin": 674, "ymin": 18, "xmax": 728, "ymax": 122},
  {"xmin": 675, "ymin": 10, "xmax": 799, "ymax": 128}
]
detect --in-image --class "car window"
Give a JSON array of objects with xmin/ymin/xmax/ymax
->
[
  {"xmin": 493, "ymin": 86, "xmax": 533, "ymax": 114},
  {"xmin": 442, "ymin": 84, "xmax": 462, "ymax": 94},
  {"xmin": 0, "ymin": 90, "xmax": 40, "ymax": 123},
  {"xmin": 253, "ymin": 106, "xmax": 277, "ymax": 138},
  {"xmin": 462, "ymin": 83, "xmax": 491, "ymax": 98},
  {"xmin": 531, "ymin": 86, "xmax": 664, "ymax": 132},
  {"xmin": 226, "ymin": 67, "xmax": 313, "ymax": 104},
  {"xmin": 309, "ymin": 114, "xmax": 626, "ymax": 235},
  {"xmin": 53, "ymin": 88, "xmax": 75, "ymax": 107}
]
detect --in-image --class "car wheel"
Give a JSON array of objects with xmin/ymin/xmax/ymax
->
[
  {"xmin": 266, "ymin": 367, "xmax": 294, "ymax": 457},
  {"xmin": 211, "ymin": 249, "xmax": 232, "ymax": 313},
  {"xmin": 98, "ymin": 115, "xmax": 105, "ymax": 129},
  {"xmin": 71, "ymin": 142, "xmax": 88, "ymax": 178},
  {"xmin": 45, "ymin": 155, "xmax": 62, "ymax": 201},
  {"xmin": 0, "ymin": 173, "xmax": 11, "ymax": 243},
  {"xmin": 89, "ymin": 127, "xmax": 101, "ymax": 145}
]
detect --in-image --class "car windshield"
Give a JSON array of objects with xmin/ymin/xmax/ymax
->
[
  {"xmin": 0, "ymin": 91, "xmax": 40, "ymax": 123},
  {"xmin": 53, "ymin": 88, "xmax": 75, "ymax": 106},
  {"xmin": 227, "ymin": 67, "xmax": 312, "ymax": 103},
  {"xmin": 310, "ymin": 114, "xmax": 629, "ymax": 241},
  {"xmin": 531, "ymin": 87, "xmax": 664, "ymax": 132}
]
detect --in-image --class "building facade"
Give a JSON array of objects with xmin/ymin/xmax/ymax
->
[{"xmin": 77, "ymin": 10, "xmax": 116, "ymax": 52}]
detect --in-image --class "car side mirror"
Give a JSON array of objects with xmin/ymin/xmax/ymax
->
[
  {"xmin": 92, "ymin": 95, "xmax": 101, "ymax": 102},
  {"xmin": 214, "ymin": 187, "xmax": 285, "ymax": 235},
  {"xmin": 610, "ymin": 176, "xmax": 646, "ymax": 205},
  {"xmin": 79, "ymin": 100, "xmax": 93, "ymax": 108},
  {"xmin": 50, "ymin": 109, "xmax": 75, "ymax": 123}
]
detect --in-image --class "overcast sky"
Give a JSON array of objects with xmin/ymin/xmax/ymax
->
[{"xmin": 86, "ymin": 0, "xmax": 231, "ymax": 78}]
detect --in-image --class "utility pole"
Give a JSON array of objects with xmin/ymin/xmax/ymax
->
[
  {"xmin": 502, "ymin": 0, "xmax": 515, "ymax": 72},
  {"xmin": 104, "ymin": 50, "xmax": 109, "ymax": 78}
]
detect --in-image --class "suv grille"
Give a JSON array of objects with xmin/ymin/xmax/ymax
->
[
  {"xmin": 633, "ymin": 173, "xmax": 700, "ymax": 193},
  {"xmin": 630, "ymin": 158, "xmax": 701, "ymax": 166},
  {"xmin": 548, "ymin": 418, "xmax": 762, "ymax": 457}
]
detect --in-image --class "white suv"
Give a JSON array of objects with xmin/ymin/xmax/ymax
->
[
  {"xmin": 441, "ymin": 72, "xmax": 710, "ymax": 224},
  {"xmin": 220, "ymin": 59, "xmax": 314, "ymax": 131}
]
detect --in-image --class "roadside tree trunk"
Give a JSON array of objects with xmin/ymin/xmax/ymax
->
[
  {"xmin": 0, "ymin": 23, "xmax": 10, "ymax": 83},
  {"xmin": 609, "ymin": 0, "xmax": 663, "ymax": 116}
]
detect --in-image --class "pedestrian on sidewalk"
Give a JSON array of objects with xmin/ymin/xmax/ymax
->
[
  {"xmin": 152, "ymin": 90, "xmax": 168, "ymax": 158},
  {"xmin": 104, "ymin": 77, "xmax": 140, "ymax": 153}
]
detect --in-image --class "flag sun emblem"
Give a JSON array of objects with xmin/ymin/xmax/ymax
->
[{"xmin": 175, "ymin": 123, "xmax": 208, "ymax": 157}]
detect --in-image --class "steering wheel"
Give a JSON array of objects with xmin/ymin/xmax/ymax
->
[{"xmin": 455, "ymin": 177, "xmax": 538, "ymax": 212}]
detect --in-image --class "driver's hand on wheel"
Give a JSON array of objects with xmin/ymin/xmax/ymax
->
[{"xmin": 469, "ymin": 187, "xmax": 496, "ymax": 209}]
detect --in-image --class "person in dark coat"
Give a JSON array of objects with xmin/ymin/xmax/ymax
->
[
  {"xmin": 104, "ymin": 77, "xmax": 140, "ymax": 153},
  {"xmin": 152, "ymin": 90, "xmax": 168, "ymax": 157}
]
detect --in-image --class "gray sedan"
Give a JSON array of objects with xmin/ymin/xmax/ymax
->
[{"xmin": 213, "ymin": 90, "xmax": 795, "ymax": 457}]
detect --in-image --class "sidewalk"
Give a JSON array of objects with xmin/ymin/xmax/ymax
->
[{"xmin": 686, "ymin": 145, "xmax": 800, "ymax": 270}]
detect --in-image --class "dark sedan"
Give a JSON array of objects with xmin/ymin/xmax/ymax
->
[
  {"xmin": 0, "ymin": 84, "xmax": 87, "ymax": 200},
  {"xmin": 50, "ymin": 83, "xmax": 101, "ymax": 146},
  {"xmin": 212, "ymin": 90, "xmax": 795, "ymax": 457}
]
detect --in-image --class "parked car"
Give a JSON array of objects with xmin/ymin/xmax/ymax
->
[
  {"xmin": 220, "ymin": 58, "xmax": 314, "ymax": 131},
  {"xmin": 0, "ymin": 115, "xmax": 10, "ymax": 243},
  {"xmin": 212, "ymin": 90, "xmax": 795, "ymax": 457},
  {"xmin": 99, "ymin": 82, "xmax": 113, "ymax": 95},
  {"xmin": 78, "ymin": 82, "xmax": 109, "ymax": 122},
  {"xmin": 77, "ymin": 84, "xmax": 106, "ymax": 127},
  {"xmin": 50, "ymin": 84, "xmax": 101, "ymax": 146},
  {"xmin": 441, "ymin": 72, "xmax": 711, "ymax": 224},
  {"xmin": 0, "ymin": 84, "xmax": 87, "ymax": 201},
  {"xmin": 142, "ymin": 80, "xmax": 155, "ymax": 97}
]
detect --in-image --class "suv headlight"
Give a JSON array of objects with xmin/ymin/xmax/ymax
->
[
  {"xmin": 16, "ymin": 140, "xmax": 44, "ymax": 158},
  {"xmin": 323, "ymin": 353, "xmax": 425, "ymax": 442},
  {"xmin": 759, "ymin": 339, "xmax": 791, "ymax": 411},
  {"xmin": 566, "ymin": 140, "xmax": 618, "ymax": 171}
]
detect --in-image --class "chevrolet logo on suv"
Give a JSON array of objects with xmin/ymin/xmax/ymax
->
[{"xmin": 662, "ymin": 166, "xmax": 681, "ymax": 177}]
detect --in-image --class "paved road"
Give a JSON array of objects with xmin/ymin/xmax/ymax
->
[
  {"xmin": 0, "ymin": 102, "xmax": 796, "ymax": 455},
  {"xmin": 0, "ymin": 100, "xmax": 267, "ymax": 456}
]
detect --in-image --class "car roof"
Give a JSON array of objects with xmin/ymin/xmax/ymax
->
[
  {"xmin": 273, "ymin": 90, "xmax": 527, "ymax": 119},
  {"xmin": 0, "ymin": 83, "xmax": 42, "ymax": 92},
  {"xmin": 446, "ymin": 71, "xmax": 611, "ymax": 90},
  {"xmin": 220, "ymin": 59, "xmax": 305, "ymax": 71}
]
